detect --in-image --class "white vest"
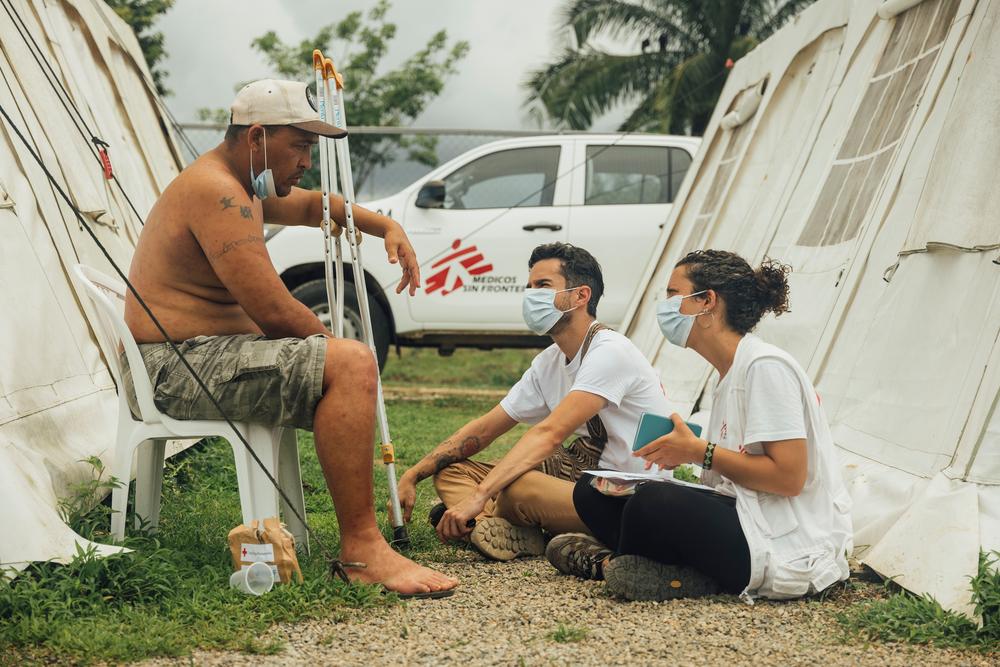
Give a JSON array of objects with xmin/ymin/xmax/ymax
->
[{"xmin": 702, "ymin": 334, "xmax": 853, "ymax": 601}]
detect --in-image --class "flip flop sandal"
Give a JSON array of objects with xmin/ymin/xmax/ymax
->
[
  {"xmin": 333, "ymin": 560, "xmax": 458, "ymax": 600},
  {"xmin": 396, "ymin": 587, "xmax": 456, "ymax": 600}
]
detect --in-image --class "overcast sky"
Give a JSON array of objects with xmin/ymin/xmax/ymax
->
[{"xmin": 157, "ymin": 0, "xmax": 632, "ymax": 131}]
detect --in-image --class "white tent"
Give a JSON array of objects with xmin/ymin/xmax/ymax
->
[
  {"xmin": 0, "ymin": 0, "xmax": 182, "ymax": 571},
  {"xmin": 625, "ymin": 0, "xmax": 999, "ymax": 617}
]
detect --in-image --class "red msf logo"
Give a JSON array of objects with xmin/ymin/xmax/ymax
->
[{"xmin": 425, "ymin": 239, "xmax": 494, "ymax": 296}]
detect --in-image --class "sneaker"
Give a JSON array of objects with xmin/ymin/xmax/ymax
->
[
  {"xmin": 604, "ymin": 555, "xmax": 720, "ymax": 601},
  {"xmin": 428, "ymin": 502, "xmax": 446, "ymax": 528},
  {"xmin": 469, "ymin": 516, "xmax": 545, "ymax": 561},
  {"xmin": 545, "ymin": 533, "xmax": 613, "ymax": 580}
]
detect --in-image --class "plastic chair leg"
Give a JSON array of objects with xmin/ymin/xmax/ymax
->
[
  {"xmin": 234, "ymin": 424, "xmax": 281, "ymax": 525},
  {"xmin": 134, "ymin": 438, "xmax": 166, "ymax": 533},
  {"xmin": 110, "ymin": 438, "xmax": 135, "ymax": 541},
  {"xmin": 277, "ymin": 428, "xmax": 309, "ymax": 553}
]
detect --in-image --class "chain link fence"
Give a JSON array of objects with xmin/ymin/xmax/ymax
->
[{"xmin": 177, "ymin": 124, "xmax": 578, "ymax": 202}]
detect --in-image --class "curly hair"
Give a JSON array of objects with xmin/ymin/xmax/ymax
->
[
  {"xmin": 529, "ymin": 243, "xmax": 605, "ymax": 317},
  {"xmin": 675, "ymin": 250, "xmax": 791, "ymax": 335}
]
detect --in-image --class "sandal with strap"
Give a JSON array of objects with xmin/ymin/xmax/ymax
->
[{"xmin": 333, "ymin": 560, "xmax": 457, "ymax": 600}]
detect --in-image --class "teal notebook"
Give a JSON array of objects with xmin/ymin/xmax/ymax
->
[{"xmin": 632, "ymin": 412, "xmax": 703, "ymax": 452}]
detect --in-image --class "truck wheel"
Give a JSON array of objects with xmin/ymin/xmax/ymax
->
[{"xmin": 290, "ymin": 278, "xmax": 391, "ymax": 371}]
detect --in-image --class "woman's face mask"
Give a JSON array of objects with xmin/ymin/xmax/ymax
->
[
  {"xmin": 522, "ymin": 287, "xmax": 580, "ymax": 334},
  {"xmin": 656, "ymin": 290, "xmax": 707, "ymax": 347},
  {"xmin": 249, "ymin": 127, "xmax": 276, "ymax": 200}
]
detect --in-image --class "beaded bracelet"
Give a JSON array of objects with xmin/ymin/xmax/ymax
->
[{"xmin": 702, "ymin": 441, "xmax": 717, "ymax": 470}]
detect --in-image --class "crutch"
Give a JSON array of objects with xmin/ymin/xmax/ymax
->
[
  {"xmin": 312, "ymin": 51, "xmax": 345, "ymax": 338},
  {"xmin": 319, "ymin": 52, "xmax": 409, "ymax": 547}
]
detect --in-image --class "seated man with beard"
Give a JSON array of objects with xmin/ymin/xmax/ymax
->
[{"xmin": 395, "ymin": 243, "xmax": 672, "ymax": 567}]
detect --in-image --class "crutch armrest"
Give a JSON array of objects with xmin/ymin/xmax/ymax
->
[{"xmin": 312, "ymin": 50, "xmax": 324, "ymax": 70}]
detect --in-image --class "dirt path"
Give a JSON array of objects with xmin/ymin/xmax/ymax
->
[{"xmin": 141, "ymin": 554, "xmax": 992, "ymax": 667}]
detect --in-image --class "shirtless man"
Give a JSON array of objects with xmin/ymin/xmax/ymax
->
[{"xmin": 122, "ymin": 79, "xmax": 456, "ymax": 597}]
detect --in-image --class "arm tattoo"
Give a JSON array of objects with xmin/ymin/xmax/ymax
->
[
  {"xmin": 210, "ymin": 233, "xmax": 263, "ymax": 259},
  {"xmin": 219, "ymin": 196, "xmax": 254, "ymax": 220},
  {"xmin": 420, "ymin": 435, "xmax": 484, "ymax": 481}
]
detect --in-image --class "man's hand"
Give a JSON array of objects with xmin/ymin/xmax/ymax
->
[
  {"xmin": 436, "ymin": 493, "xmax": 487, "ymax": 542},
  {"xmin": 384, "ymin": 224, "xmax": 421, "ymax": 296},
  {"xmin": 633, "ymin": 414, "xmax": 704, "ymax": 471},
  {"xmin": 395, "ymin": 472, "xmax": 418, "ymax": 523}
]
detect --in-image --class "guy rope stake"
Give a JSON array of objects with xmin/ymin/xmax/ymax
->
[
  {"xmin": 312, "ymin": 50, "xmax": 343, "ymax": 336},
  {"xmin": 320, "ymin": 53, "xmax": 410, "ymax": 547}
]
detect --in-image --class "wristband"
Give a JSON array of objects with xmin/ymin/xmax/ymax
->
[{"xmin": 702, "ymin": 441, "xmax": 717, "ymax": 471}]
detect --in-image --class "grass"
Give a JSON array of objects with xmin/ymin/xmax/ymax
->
[
  {"xmin": 548, "ymin": 623, "xmax": 589, "ymax": 643},
  {"xmin": 0, "ymin": 385, "xmax": 518, "ymax": 664},
  {"xmin": 838, "ymin": 552, "xmax": 1000, "ymax": 652},
  {"xmin": 382, "ymin": 346, "xmax": 537, "ymax": 389}
]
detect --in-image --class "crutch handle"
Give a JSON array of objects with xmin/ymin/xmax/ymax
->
[
  {"xmin": 324, "ymin": 57, "xmax": 344, "ymax": 90},
  {"xmin": 312, "ymin": 49, "xmax": 325, "ymax": 71}
]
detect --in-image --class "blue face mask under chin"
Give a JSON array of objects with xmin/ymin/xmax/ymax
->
[
  {"xmin": 656, "ymin": 290, "xmax": 707, "ymax": 347},
  {"xmin": 249, "ymin": 127, "xmax": 277, "ymax": 200}
]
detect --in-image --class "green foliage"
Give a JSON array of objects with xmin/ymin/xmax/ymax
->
[
  {"xmin": 57, "ymin": 456, "xmax": 122, "ymax": 541},
  {"xmin": 525, "ymin": 0, "xmax": 816, "ymax": 134},
  {"xmin": 104, "ymin": 0, "xmax": 174, "ymax": 96},
  {"xmin": 382, "ymin": 346, "xmax": 537, "ymax": 389},
  {"xmin": 549, "ymin": 623, "xmax": 589, "ymax": 642},
  {"xmin": 672, "ymin": 464, "xmax": 698, "ymax": 483},
  {"xmin": 838, "ymin": 552, "xmax": 1000, "ymax": 653},
  {"xmin": 220, "ymin": 0, "xmax": 468, "ymax": 192}
]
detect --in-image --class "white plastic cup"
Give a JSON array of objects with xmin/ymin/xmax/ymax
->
[{"xmin": 229, "ymin": 562, "xmax": 275, "ymax": 596}]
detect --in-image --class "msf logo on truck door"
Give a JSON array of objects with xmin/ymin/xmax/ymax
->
[{"xmin": 425, "ymin": 239, "xmax": 494, "ymax": 296}]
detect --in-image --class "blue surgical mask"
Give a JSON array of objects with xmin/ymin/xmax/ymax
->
[
  {"xmin": 249, "ymin": 127, "xmax": 277, "ymax": 200},
  {"xmin": 656, "ymin": 290, "xmax": 707, "ymax": 347},
  {"xmin": 522, "ymin": 287, "xmax": 579, "ymax": 335}
]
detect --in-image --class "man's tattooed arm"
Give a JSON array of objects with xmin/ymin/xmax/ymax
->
[
  {"xmin": 210, "ymin": 233, "xmax": 264, "ymax": 260},
  {"xmin": 219, "ymin": 196, "xmax": 254, "ymax": 220},
  {"xmin": 411, "ymin": 435, "xmax": 485, "ymax": 483}
]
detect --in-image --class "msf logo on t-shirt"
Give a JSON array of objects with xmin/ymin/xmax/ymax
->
[{"xmin": 425, "ymin": 239, "xmax": 494, "ymax": 296}]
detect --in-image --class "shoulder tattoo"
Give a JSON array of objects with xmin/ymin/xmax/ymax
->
[{"xmin": 219, "ymin": 196, "xmax": 254, "ymax": 221}]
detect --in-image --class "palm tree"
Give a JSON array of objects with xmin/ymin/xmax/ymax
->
[{"xmin": 525, "ymin": 0, "xmax": 814, "ymax": 135}]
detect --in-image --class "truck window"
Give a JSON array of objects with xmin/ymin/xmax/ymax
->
[
  {"xmin": 442, "ymin": 146, "xmax": 560, "ymax": 209},
  {"xmin": 584, "ymin": 146, "xmax": 692, "ymax": 205}
]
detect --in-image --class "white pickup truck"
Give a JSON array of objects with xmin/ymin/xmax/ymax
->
[{"xmin": 266, "ymin": 133, "xmax": 700, "ymax": 367}]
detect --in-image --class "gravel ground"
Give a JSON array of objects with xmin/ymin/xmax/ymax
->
[{"xmin": 141, "ymin": 551, "xmax": 994, "ymax": 667}]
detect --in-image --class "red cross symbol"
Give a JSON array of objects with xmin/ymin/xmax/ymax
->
[{"xmin": 241, "ymin": 547, "xmax": 247, "ymax": 557}]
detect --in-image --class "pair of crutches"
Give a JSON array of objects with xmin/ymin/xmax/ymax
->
[{"xmin": 312, "ymin": 50, "xmax": 408, "ymax": 546}]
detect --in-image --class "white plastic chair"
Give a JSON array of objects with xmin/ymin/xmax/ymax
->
[{"xmin": 70, "ymin": 264, "xmax": 308, "ymax": 550}]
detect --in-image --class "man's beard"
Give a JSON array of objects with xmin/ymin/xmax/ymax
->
[{"xmin": 547, "ymin": 310, "xmax": 574, "ymax": 336}]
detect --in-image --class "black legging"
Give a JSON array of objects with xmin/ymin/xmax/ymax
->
[{"xmin": 573, "ymin": 475, "xmax": 752, "ymax": 593}]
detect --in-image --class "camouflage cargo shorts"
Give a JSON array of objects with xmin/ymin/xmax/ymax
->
[{"xmin": 121, "ymin": 334, "xmax": 327, "ymax": 430}]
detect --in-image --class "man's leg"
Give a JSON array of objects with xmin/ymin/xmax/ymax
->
[
  {"xmin": 433, "ymin": 460, "xmax": 497, "ymax": 522},
  {"xmin": 315, "ymin": 338, "xmax": 457, "ymax": 595},
  {"xmin": 493, "ymin": 470, "xmax": 590, "ymax": 535}
]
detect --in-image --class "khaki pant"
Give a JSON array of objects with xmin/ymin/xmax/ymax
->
[{"xmin": 433, "ymin": 460, "xmax": 589, "ymax": 535}]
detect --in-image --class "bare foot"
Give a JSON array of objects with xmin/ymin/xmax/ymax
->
[{"xmin": 342, "ymin": 540, "xmax": 458, "ymax": 595}]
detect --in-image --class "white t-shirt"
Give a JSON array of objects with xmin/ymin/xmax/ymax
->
[
  {"xmin": 709, "ymin": 357, "xmax": 808, "ymax": 496},
  {"xmin": 500, "ymin": 328, "xmax": 672, "ymax": 475}
]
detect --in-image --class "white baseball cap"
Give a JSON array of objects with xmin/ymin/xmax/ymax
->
[{"xmin": 230, "ymin": 79, "xmax": 347, "ymax": 138}]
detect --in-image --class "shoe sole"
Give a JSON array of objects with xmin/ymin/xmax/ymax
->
[
  {"xmin": 545, "ymin": 533, "xmax": 610, "ymax": 580},
  {"xmin": 470, "ymin": 518, "xmax": 545, "ymax": 561},
  {"xmin": 604, "ymin": 555, "xmax": 720, "ymax": 600}
]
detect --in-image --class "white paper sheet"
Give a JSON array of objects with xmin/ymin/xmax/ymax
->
[{"xmin": 583, "ymin": 469, "xmax": 733, "ymax": 496}]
